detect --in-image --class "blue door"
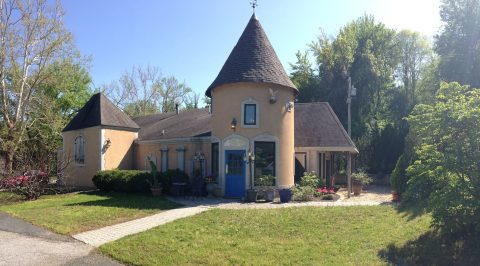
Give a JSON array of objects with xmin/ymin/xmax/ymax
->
[{"xmin": 225, "ymin": 150, "xmax": 246, "ymax": 198}]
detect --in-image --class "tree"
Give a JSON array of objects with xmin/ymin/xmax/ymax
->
[
  {"xmin": 16, "ymin": 59, "xmax": 92, "ymax": 173},
  {"xmin": 184, "ymin": 92, "xmax": 201, "ymax": 110},
  {"xmin": 103, "ymin": 65, "xmax": 192, "ymax": 117},
  {"xmin": 160, "ymin": 76, "xmax": 191, "ymax": 113},
  {"xmin": 435, "ymin": 0, "xmax": 480, "ymax": 88},
  {"xmin": 405, "ymin": 82, "xmax": 480, "ymax": 236},
  {"xmin": 104, "ymin": 65, "xmax": 163, "ymax": 117},
  {"xmin": 395, "ymin": 30, "xmax": 432, "ymax": 107},
  {"xmin": 0, "ymin": 0, "xmax": 73, "ymax": 174}
]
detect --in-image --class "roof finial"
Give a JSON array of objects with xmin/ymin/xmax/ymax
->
[{"xmin": 250, "ymin": 0, "xmax": 258, "ymax": 14}]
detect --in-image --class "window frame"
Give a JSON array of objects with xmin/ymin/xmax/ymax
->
[
  {"xmin": 241, "ymin": 99, "xmax": 259, "ymax": 128},
  {"xmin": 211, "ymin": 142, "xmax": 219, "ymax": 176},
  {"xmin": 253, "ymin": 141, "xmax": 276, "ymax": 186},
  {"xmin": 74, "ymin": 136, "xmax": 85, "ymax": 166}
]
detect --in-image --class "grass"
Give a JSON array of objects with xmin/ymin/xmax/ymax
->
[
  {"xmin": 100, "ymin": 205, "xmax": 431, "ymax": 265},
  {"xmin": 0, "ymin": 191, "xmax": 24, "ymax": 205},
  {"xmin": 0, "ymin": 191, "xmax": 180, "ymax": 235}
]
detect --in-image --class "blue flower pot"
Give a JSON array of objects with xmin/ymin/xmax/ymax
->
[{"xmin": 279, "ymin": 189, "xmax": 292, "ymax": 203}]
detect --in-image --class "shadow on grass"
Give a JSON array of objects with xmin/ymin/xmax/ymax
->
[
  {"xmin": 378, "ymin": 230, "xmax": 480, "ymax": 266},
  {"xmin": 65, "ymin": 191, "xmax": 181, "ymax": 210}
]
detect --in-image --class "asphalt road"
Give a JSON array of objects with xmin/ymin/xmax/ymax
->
[{"xmin": 0, "ymin": 212, "xmax": 121, "ymax": 266}]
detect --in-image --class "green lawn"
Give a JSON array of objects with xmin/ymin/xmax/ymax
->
[
  {"xmin": 0, "ymin": 191, "xmax": 24, "ymax": 205},
  {"xmin": 100, "ymin": 205, "xmax": 431, "ymax": 265},
  {"xmin": 0, "ymin": 191, "xmax": 180, "ymax": 234}
]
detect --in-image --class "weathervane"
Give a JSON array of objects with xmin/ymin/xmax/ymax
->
[{"xmin": 250, "ymin": 0, "xmax": 258, "ymax": 13}]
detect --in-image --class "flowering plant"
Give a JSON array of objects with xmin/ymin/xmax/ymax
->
[
  {"xmin": 316, "ymin": 187, "xmax": 336, "ymax": 195},
  {"xmin": 204, "ymin": 174, "xmax": 217, "ymax": 184}
]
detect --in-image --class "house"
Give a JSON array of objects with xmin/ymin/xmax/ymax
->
[{"xmin": 61, "ymin": 14, "xmax": 358, "ymax": 197}]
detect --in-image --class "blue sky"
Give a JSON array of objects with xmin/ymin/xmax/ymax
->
[{"xmin": 62, "ymin": 0, "xmax": 441, "ymax": 95}]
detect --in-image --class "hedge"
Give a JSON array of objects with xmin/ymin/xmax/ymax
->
[
  {"xmin": 92, "ymin": 169, "xmax": 190, "ymax": 194},
  {"xmin": 92, "ymin": 170, "xmax": 152, "ymax": 193}
]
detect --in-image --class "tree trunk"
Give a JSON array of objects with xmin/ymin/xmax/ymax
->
[{"xmin": 4, "ymin": 148, "xmax": 14, "ymax": 176}]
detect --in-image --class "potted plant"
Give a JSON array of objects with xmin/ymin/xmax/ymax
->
[
  {"xmin": 351, "ymin": 170, "xmax": 372, "ymax": 195},
  {"xmin": 255, "ymin": 174, "xmax": 276, "ymax": 202},
  {"xmin": 204, "ymin": 174, "xmax": 217, "ymax": 197},
  {"xmin": 278, "ymin": 187, "xmax": 292, "ymax": 203},
  {"xmin": 147, "ymin": 158, "xmax": 162, "ymax": 196}
]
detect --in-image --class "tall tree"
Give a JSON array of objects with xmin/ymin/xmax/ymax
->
[
  {"xmin": 0, "ymin": 0, "xmax": 73, "ymax": 174},
  {"xmin": 395, "ymin": 30, "xmax": 432, "ymax": 106},
  {"xmin": 435, "ymin": 0, "xmax": 480, "ymax": 88},
  {"xmin": 104, "ymin": 65, "xmax": 192, "ymax": 117}
]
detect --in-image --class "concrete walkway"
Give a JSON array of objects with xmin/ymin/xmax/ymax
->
[
  {"xmin": 0, "ymin": 212, "xmax": 120, "ymax": 266},
  {"xmin": 73, "ymin": 206, "xmax": 209, "ymax": 247}
]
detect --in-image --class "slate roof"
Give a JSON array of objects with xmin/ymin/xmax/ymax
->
[
  {"xmin": 206, "ymin": 14, "xmax": 298, "ymax": 97},
  {"xmin": 294, "ymin": 103, "xmax": 357, "ymax": 151},
  {"xmin": 63, "ymin": 93, "xmax": 140, "ymax": 132},
  {"xmin": 134, "ymin": 103, "xmax": 356, "ymax": 152},
  {"xmin": 134, "ymin": 108, "xmax": 212, "ymax": 141}
]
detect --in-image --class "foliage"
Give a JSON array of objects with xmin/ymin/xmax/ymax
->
[
  {"xmin": 390, "ymin": 153, "xmax": 410, "ymax": 194},
  {"xmin": 0, "ymin": 0, "xmax": 75, "ymax": 174},
  {"xmin": 159, "ymin": 169, "xmax": 190, "ymax": 192},
  {"xmin": 92, "ymin": 170, "xmax": 152, "ymax": 193},
  {"xmin": 15, "ymin": 59, "xmax": 92, "ymax": 175},
  {"xmin": 351, "ymin": 170, "xmax": 373, "ymax": 186},
  {"xmin": 100, "ymin": 206, "xmax": 431, "ymax": 265},
  {"xmin": 404, "ymin": 82, "xmax": 480, "ymax": 235},
  {"xmin": 0, "ymin": 171, "xmax": 50, "ymax": 200},
  {"xmin": 0, "ymin": 191, "xmax": 180, "ymax": 234},
  {"xmin": 102, "ymin": 64, "xmax": 193, "ymax": 117},
  {"xmin": 435, "ymin": 0, "xmax": 480, "ymax": 88},
  {"xmin": 292, "ymin": 171, "xmax": 320, "ymax": 201},
  {"xmin": 147, "ymin": 158, "xmax": 161, "ymax": 188},
  {"xmin": 254, "ymin": 174, "xmax": 276, "ymax": 187}
]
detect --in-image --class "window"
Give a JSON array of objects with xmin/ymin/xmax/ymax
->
[
  {"xmin": 244, "ymin": 104, "xmax": 256, "ymax": 125},
  {"xmin": 176, "ymin": 146, "xmax": 186, "ymax": 171},
  {"xmin": 161, "ymin": 147, "xmax": 168, "ymax": 171},
  {"xmin": 254, "ymin": 141, "xmax": 276, "ymax": 185},
  {"xmin": 211, "ymin": 143, "xmax": 219, "ymax": 176},
  {"xmin": 74, "ymin": 136, "xmax": 85, "ymax": 165}
]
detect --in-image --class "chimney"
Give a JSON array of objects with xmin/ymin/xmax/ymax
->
[{"xmin": 175, "ymin": 103, "xmax": 179, "ymax": 115}]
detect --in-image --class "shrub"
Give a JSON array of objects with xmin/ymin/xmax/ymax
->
[
  {"xmin": 292, "ymin": 172, "xmax": 320, "ymax": 201},
  {"xmin": 351, "ymin": 170, "xmax": 373, "ymax": 186},
  {"xmin": 0, "ymin": 171, "xmax": 50, "ymax": 200},
  {"xmin": 92, "ymin": 170, "xmax": 152, "ymax": 193},
  {"xmin": 159, "ymin": 169, "xmax": 190, "ymax": 192},
  {"xmin": 390, "ymin": 153, "xmax": 410, "ymax": 194}
]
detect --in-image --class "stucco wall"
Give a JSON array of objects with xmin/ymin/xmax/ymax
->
[
  {"xmin": 103, "ymin": 129, "xmax": 137, "ymax": 170},
  {"xmin": 211, "ymin": 82, "xmax": 296, "ymax": 188},
  {"xmin": 62, "ymin": 126, "xmax": 101, "ymax": 187},
  {"xmin": 134, "ymin": 139, "xmax": 212, "ymax": 178}
]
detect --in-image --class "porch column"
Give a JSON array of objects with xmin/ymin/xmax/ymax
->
[{"xmin": 347, "ymin": 152, "xmax": 352, "ymax": 198}]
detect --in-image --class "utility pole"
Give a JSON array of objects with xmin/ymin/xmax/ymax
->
[{"xmin": 346, "ymin": 76, "xmax": 355, "ymax": 198}]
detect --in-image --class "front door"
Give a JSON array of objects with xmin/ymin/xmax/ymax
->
[{"xmin": 225, "ymin": 150, "xmax": 246, "ymax": 198}]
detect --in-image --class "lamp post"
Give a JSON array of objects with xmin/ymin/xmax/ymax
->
[{"xmin": 346, "ymin": 76, "xmax": 356, "ymax": 198}]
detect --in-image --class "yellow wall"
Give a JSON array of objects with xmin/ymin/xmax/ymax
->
[
  {"xmin": 103, "ymin": 129, "xmax": 137, "ymax": 170},
  {"xmin": 62, "ymin": 126, "xmax": 101, "ymax": 187},
  {"xmin": 134, "ymin": 140, "xmax": 211, "ymax": 178},
  {"xmin": 211, "ymin": 82, "xmax": 296, "ymax": 188}
]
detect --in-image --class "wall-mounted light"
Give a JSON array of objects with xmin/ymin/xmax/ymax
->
[
  {"xmin": 285, "ymin": 101, "xmax": 294, "ymax": 112},
  {"xmin": 102, "ymin": 138, "xmax": 112, "ymax": 153},
  {"xmin": 231, "ymin": 118, "xmax": 237, "ymax": 130}
]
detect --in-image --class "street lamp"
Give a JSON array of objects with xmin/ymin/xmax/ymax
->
[{"xmin": 346, "ymin": 76, "xmax": 356, "ymax": 198}]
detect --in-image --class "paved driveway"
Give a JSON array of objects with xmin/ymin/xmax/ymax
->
[{"xmin": 0, "ymin": 212, "xmax": 121, "ymax": 266}]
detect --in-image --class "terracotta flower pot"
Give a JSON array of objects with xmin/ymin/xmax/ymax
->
[
  {"xmin": 150, "ymin": 187, "xmax": 163, "ymax": 197},
  {"xmin": 392, "ymin": 191, "xmax": 400, "ymax": 202},
  {"xmin": 353, "ymin": 184, "xmax": 362, "ymax": 195}
]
